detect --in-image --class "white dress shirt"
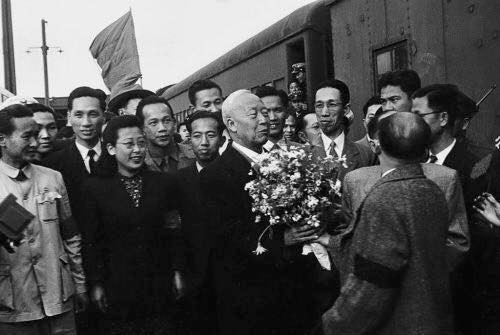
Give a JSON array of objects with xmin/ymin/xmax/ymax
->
[
  {"xmin": 196, "ymin": 161, "xmax": 204, "ymax": 172},
  {"xmin": 232, "ymin": 142, "xmax": 262, "ymax": 164},
  {"xmin": 75, "ymin": 140, "xmax": 101, "ymax": 173},
  {"xmin": 427, "ymin": 139, "xmax": 456, "ymax": 165},
  {"xmin": 321, "ymin": 131, "xmax": 345, "ymax": 158}
]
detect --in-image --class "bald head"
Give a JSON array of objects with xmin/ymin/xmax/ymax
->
[
  {"xmin": 378, "ymin": 112, "xmax": 431, "ymax": 161},
  {"xmin": 222, "ymin": 89, "xmax": 269, "ymax": 151}
]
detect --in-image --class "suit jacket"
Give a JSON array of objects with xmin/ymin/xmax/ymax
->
[
  {"xmin": 443, "ymin": 139, "xmax": 483, "ymax": 212},
  {"xmin": 312, "ymin": 137, "xmax": 374, "ymax": 182},
  {"xmin": 177, "ymin": 164, "xmax": 210, "ymax": 290},
  {"xmin": 323, "ymin": 164, "xmax": 453, "ymax": 334},
  {"xmin": 80, "ymin": 170, "xmax": 184, "ymax": 318},
  {"xmin": 341, "ymin": 163, "xmax": 469, "ymax": 270},
  {"xmin": 354, "ymin": 135, "xmax": 370, "ymax": 149},
  {"xmin": 42, "ymin": 141, "xmax": 91, "ymax": 228},
  {"xmin": 200, "ymin": 145, "xmax": 288, "ymax": 335}
]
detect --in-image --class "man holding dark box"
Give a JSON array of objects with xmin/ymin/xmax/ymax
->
[{"xmin": 0, "ymin": 104, "xmax": 87, "ymax": 335}]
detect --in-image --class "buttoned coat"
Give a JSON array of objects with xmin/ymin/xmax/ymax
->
[
  {"xmin": 341, "ymin": 163, "xmax": 469, "ymax": 270},
  {"xmin": 0, "ymin": 163, "xmax": 85, "ymax": 323}
]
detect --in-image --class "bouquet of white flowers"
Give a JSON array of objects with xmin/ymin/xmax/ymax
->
[{"xmin": 245, "ymin": 147, "xmax": 346, "ymax": 269}]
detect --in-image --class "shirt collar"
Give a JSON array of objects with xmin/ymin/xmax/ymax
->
[
  {"xmin": 430, "ymin": 138, "xmax": 457, "ymax": 165},
  {"xmin": 196, "ymin": 161, "xmax": 204, "ymax": 172},
  {"xmin": 381, "ymin": 168, "xmax": 396, "ymax": 178},
  {"xmin": 321, "ymin": 131, "xmax": 345, "ymax": 154},
  {"xmin": 75, "ymin": 140, "xmax": 102, "ymax": 160},
  {"xmin": 232, "ymin": 141, "xmax": 262, "ymax": 164},
  {"xmin": 0, "ymin": 159, "xmax": 33, "ymax": 179}
]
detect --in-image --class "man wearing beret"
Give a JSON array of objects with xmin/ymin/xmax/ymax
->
[{"xmin": 107, "ymin": 83, "xmax": 155, "ymax": 116}]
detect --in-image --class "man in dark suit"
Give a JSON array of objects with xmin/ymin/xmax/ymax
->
[
  {"xmin": 313, "ymin": 79, "xmax": 374, "ymax": 182},
  {"xmin": 43, "ymin": 86, "xmax": 106, "ymax": 229},
  {"xmin": 42, "ymin": 86, "xmax": 106, "ymax": 335},
  {"xmin": 411, "ymin": 84, "xmax": 483, "ymax": 208},
  {"xmin": 411, "ymin": 85, "xmax": 493, "ymax": 333},
  {"xmin": 318, "ymin": 112, "xmax": 453, "ymax": 334},
  {"xmin": 176, "ymin": 111, "xmax": 223, "ymax": 334},
  {"xmin": 200, "ymin": 90, "xmax": 318, "ymax": 335}
]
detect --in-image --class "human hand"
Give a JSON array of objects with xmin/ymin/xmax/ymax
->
[
  {"xmin": 90, "ymin": 283, "xmax": 108, "ymax": 313},
  {"xmin": 473, "ymin": 196, "xmax": 500, "ymax": 227},
  {"xmin": 0, "ymin": 233, "xmax": 20, "ymax": 253},
  {"xmin": 313, "ymin": 233, "xmax": 332, "ymax": 247},
  {"xmin": 481, "ymin": 193, "xmax": 500, "ymax": 217},
  {"xmin": 74, "ymin": 292, "xmax": 89, "ymax": 314},
  {"xmin": 172, "ymin": 271, "xmax": 186, "ymax": 301},
  {"xmin": 284, "ymin": 224, "xmax": 321, "ymax": 246}
]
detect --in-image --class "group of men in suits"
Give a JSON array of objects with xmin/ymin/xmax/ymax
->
[{"xmin": 0, "ymin": 66, "xmax": 498, "ymax": 335}]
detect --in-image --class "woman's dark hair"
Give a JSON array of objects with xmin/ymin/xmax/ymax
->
[{"xmin": 95, "ymin": 115, "xmax": 142, "ymax": 177}]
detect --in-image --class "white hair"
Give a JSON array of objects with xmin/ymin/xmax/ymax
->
[{"xmin": 221, "ymin": 89, "xmax": 252, "ymax": 127}]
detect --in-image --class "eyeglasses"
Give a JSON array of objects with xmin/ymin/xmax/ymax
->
[{"xmin": 117, "ymin": 139, "xmax": 148, "ymax": 149}]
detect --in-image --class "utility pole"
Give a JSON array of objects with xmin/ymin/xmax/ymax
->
[
  {"xmin": 26, "ymin": 19, "xmax": 62, "ymax": 106},
  {"xmin": 2, "ymin": 0, "xmax": 16, "ymax": 94},
  {"xmin": 41, "ymin": 19, "xmax": 49, "ymax": 105}
]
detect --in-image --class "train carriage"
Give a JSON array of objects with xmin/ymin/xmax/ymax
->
[{"xmin": 162, "ymin": 0, "xmax": 499, "ymax": 146}]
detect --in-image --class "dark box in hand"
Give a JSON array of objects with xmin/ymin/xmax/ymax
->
[{"xmin": 0, "ymin": 194, "xmax": 34, "ymax": 241}]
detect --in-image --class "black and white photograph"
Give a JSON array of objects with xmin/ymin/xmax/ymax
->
[{"xmin": 0, "ymin": 0, "xmax": 499, "ymax": 334}]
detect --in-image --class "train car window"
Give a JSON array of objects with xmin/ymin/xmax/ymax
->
[{"xmin": 373, "ymin": 41, "xmax": 409, "ymax": 92}]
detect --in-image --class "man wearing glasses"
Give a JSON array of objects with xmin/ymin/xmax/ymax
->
[
  {"xmin": 411, "ymin": 84, "xmax": 485, "ymax": 334},
  {"xmin": 136, "ymin": 96, "xmax": 195, "ymax": 173},
  {"xmin": 314, "ymin": 79, "xmax": 374, "ymax": 182}
]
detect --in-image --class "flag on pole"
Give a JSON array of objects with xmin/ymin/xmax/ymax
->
[{"xmin": 90, "ymin": 10, "xmax": 141, "ymax": 91}]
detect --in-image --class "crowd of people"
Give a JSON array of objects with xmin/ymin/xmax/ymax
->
[{"xmin": 0, "ymin": 68, "xmax": 499, "ymax": 335}]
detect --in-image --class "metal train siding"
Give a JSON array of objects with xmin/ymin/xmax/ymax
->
[{"xmin": 161, "ymin": 0, "xmax": 499, "ymax": 147}]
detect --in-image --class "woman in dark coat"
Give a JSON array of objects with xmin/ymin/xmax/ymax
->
[{"xmin": 81, "ymin": 115, "xmax": 185, "ymax": 335}]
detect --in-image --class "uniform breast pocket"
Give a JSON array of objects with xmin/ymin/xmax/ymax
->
[{"xmin": 36, "ymin": 194, "xmax": 60, "ymax": 223}]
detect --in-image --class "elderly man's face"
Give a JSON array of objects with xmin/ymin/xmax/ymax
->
[{"xmin": 229, "ymin": 94, "xmax": 269, "ymax": 148}]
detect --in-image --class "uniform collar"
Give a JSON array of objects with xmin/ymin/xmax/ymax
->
[{"xmin": 0, "ymin": 159, "xmax": 33, "ymax": 179}]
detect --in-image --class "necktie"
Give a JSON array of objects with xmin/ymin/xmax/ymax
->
[
  {"xmin": 88, "ymin": 149, "xmax": 97, "ymax": 174},
  {"xmin": 15, "ymin": 170, "xmax": 27, "ymax": 182},
  {"xmin": 329, "ymin": 142, "xmax": 338, "ymax": 158},
  {"xmin": 428, "ymin": 154, "xmax": 438, "ymax": 163}
]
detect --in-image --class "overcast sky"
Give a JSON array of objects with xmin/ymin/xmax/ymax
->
[{"xmin": 9, "ymin": 0, "xmax": 315, "ymax": 98}]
